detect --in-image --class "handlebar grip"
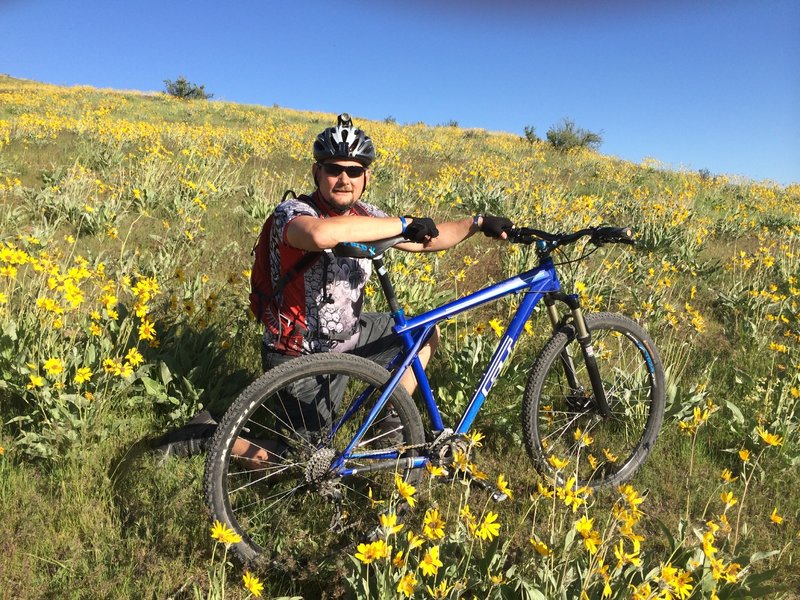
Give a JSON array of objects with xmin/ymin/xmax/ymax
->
[{"xmin": 592, "ymin": 226, "xmax": 635, "ymax": 245}]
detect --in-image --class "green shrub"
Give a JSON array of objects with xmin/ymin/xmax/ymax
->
[
  {"xmin": 163, "ymin": 76, "xmax": 213, "ymax": 100},
  {"xmin": 546, "ymin": 118, "xmax": 602, "ymax": 152}
]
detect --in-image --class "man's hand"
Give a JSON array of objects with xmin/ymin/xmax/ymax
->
[
  {"xmin": 403, "ymin": 217, "xmax": 439, "ymax": 243},
  {"xmin": 480, "ymin": 215, "xmax": 514, "ymax": 239}
]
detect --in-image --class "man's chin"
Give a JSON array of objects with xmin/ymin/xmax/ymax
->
[{"xmin": 330, "ymin": 196, "xmax": 357, "ymax": 210}]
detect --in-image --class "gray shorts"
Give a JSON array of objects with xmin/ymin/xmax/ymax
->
[{"xmin": 259, "ymin": 312, "xmax": 404, "ymax": 434}]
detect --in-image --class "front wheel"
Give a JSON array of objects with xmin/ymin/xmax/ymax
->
[
  {"xmin": 204, "ymin": 353, "xmax": 425, "ymax": 566},
  {"xmin": 522, "ymin": 312, "xmax": 665, "ymax": 488}
]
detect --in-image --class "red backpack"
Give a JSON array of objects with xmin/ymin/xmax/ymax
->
[{"xmin": 248, "ymin": 191, "xmax": 321, "ymax": 329}]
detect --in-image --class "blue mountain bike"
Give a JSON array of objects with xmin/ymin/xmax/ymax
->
[{"xmin": 204, "ymin": 225, "xmax": 665, "ymax": 565}]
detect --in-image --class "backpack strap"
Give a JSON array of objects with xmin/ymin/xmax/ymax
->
[{"xmin": 257, "ymin": 191, "xmax": 322, "ymax": 301}]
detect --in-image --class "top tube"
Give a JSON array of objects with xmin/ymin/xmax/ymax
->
[{"xmin": 394, "ymin": 258, "xmax": 560, "ymax": 335}]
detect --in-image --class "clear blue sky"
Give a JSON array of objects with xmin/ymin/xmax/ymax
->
[{"xmin": 2, "ymin": 0, "xmax": 798, "ymax": 185}]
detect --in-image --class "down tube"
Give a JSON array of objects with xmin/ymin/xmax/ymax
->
[{"xmin": 455, "ymin": 289, "xmax": 543, "ymax": 433}]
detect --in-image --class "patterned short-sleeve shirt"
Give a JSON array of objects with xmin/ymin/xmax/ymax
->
[{"xmin": 264, "ymin": 192, "xmax": 386, "ymax": 354}]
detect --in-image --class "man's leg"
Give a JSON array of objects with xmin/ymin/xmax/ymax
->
[
  {"xmin": 352, "ymin": 312, "xmax": 440, "ymax": 395},
  {"xmin": 398, "ymin": 325, "xmax": 439, "ymax": 395}
]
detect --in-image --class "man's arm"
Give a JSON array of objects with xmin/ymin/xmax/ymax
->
[
  {"xmin": 286, "ymin": 214, "xmax": 406, "ymax": 251},
  {"xmin": 394, "ymin": 216, "xmax": 479, "ymax": 252},
  {"xmin": 286, "ymin": 214, "xmax": 505, "ymax": 252}
]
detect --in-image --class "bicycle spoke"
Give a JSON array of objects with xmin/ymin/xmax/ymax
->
[{"xmin": 205, "ymin": 354, "xmax": 424, "ymax": 565}]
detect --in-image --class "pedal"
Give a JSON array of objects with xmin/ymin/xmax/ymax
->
[{"xmin": 461, "ymin": 470, "xmax": 508, "ymax": 503}]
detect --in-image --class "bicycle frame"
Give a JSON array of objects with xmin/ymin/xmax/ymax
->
[{"xmin": 334, "ymin": 253, "xmax": 566, "ymax": 476}]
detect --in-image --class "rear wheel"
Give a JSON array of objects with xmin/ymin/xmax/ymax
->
[
  {"xmin": 204, "ymin": 353, "xmax": 425, "ymax": 565},
  {"xmin": 522, "ymin": 312, "xmax": 665, "ymax": 488}
]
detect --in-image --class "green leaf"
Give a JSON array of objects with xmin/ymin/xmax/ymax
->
[
  {"xmin": 748, "ymin": 550, "xmax": 779, "ymax": 563},
  {"xmin": 725, "ymin": 400, "xmax": 745, "ymax": 424}
]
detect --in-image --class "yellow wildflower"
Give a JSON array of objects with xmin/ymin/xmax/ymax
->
[
  {"xmin": 395, "ymin": 474, "xmax": 416, "ymax": 507},
  {"xmin": 392, "ymin": 549, "xmax": 405, "ymax": 567},
  {"xmin": 467, "ymin": 430, "xmax": 485, "ymax": 446},
  {"xmin": 43, "ymin": 357, "xmax": 64, "ymax": 376},
  {"xmin": 125, "ymin": 347, "xmax": 144, "ymax": 367},
  {"xmin": 406, "ymin": 531, "xmax": 425, "ymax": 550},
  {"xmin": 354, "ymin": 539, "xmax": 389, "ymax": 564},
  {"xmin": 74, "ymin": 367, "xmax": 92, "ymax": 384},
  {"xmin": 242, "ymin": 571, "xmax": 264, "ymax": 597},
  {"xmin": 27, "ymin": 374, "xmax": 45, "ymax": 389},
  {"xmin": 547, "ymin": 454, "xmax": 569, "ymax": 470},
  {"xmin": 476, "ymin": 511, "xmax": 500, "ymax": 541},
  {"xmin": 426, "ymin": 579, "xmax": 452, "ymax": 599},
  {"xmin": 757, "ymin": 427, "xmax": 784, "ymax": 447},
  {"xmin": 497, "ymin": 473, "xmax": 512, "ymax": 499},
  {"xmin": 426, "ymin": 462, "xmax": 446, "ymax": 477},
  {"xmin": 488, "ymin": 318, "xmax": 503, "ymax": 337},
  {"xmin": 423, "ymin": 508, "xmax": 445, "ymax": 540},
  {"xmin": 210, "ymin": 520, "xmax": 242, "ymax": 545},
  {"xmin": 419, "ymin": 545, "xmax": 443, "ymax": 577},
  {"xmin": 530, "ymin": 537, "xmax": 553, "ymax": 556},
  {"xmin": 720, "ymin": 491, "xmax": 737, "ymax": 509},
  {"xmin": 379, "ymin": 512, "xmax": 404, "ymax": 536},
  {"xmin": 397, "ymin": 572, "xmax": 416, "ymax": 597}
]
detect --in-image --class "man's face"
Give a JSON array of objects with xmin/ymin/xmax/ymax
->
[{"xmin": 313, "ymin": 159, "xmax": 370, "ymax": 212}]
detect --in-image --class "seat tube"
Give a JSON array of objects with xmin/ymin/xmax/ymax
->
[{"xmin": 372, "ymin": 255, "xmax": 443, "ymax": 429}]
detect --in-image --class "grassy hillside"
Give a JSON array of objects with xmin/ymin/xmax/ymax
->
[{"xmin": 1, "ymin": 75, "xmax": 798, "ymax": 599}]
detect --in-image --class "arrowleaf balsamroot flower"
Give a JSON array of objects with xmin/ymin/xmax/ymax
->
[
  {"xmin": 475, "ymin": 511, "xmax": 501, "ymax": 541},
  {"xmin": 210, "ymin": 520, "xmax": 242, "ymax": 545},
  {"xmin": 547, "ymin": 454, "xmax": 569, "ymax": 470},
  {"xmin": 757, "ymin": 427, "xmax": 784, "ymax": 447},
  {"xmin": 242, "ymin": 571, "xmax": 264, "ymax": 597},
  {"xmin": 497, "ymin": 473, "xmax": 512, "ymax": 498},
  {"xmin": 422, "ymin": 508, "xmax": 445, "ymax": 540},
  {"xmin": 426, "ymin": 462, "xmax": 447, "ymax": 477},
  {"xmin": 397, "ymin": 572, "xmax": 417, "ymax": 597},
  {"xmin": 43, "ymin": 357, "xmax": 64, "ymax": 376},
  {"xmin": 467, "ymin": 430, "xmax": 485, "ymax": 446},
  {"xmin": 575, "ymin": 515, "xmax": 601, "ymax": 555},
  {"xmin": 379, "ymin": 512, "xmax": 404, "ymax": 535},
  {"xmin": 74, "ymin": 367, "xmax": 92, "ymax": 384},
  {"xmin": 720, "ymin": 491, "xmax": 737, "ymax": 509},
  {"xmin": 419, "ymin": 545, "xmax": 443, "ymax": 577},
  {"xmin": 354, "ymin": 539, "xmax": 390, "ymax": 564},
  {"xmin": 395, "ymin": 474, "xmax": 416, "ymax": 507},
  {"xmin": 530, "ymin": 537, "xmax": 553, "ymax": 556}
]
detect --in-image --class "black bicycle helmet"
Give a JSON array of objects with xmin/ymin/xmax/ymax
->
[{"xmin": 313, "ymin": 113, "xmax": 376, "ymax": 166}]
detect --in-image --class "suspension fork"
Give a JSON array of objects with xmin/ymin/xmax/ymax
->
[{"xmin": 544, "ymin": 293, "xmax": 611, "ymax": 417}]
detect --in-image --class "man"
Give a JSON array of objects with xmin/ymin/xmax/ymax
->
[{"xmin": 157, "ymin": 114, "xmax": 512, "ymax": 459}]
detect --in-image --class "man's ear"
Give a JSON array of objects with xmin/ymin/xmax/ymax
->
[
  {"xmin": 361, "ymin": 168, "xmax": 370, "ymax": 196},
  {"xmin": 312, "ymin": 163, "xmax": 320, "ymax": 188}
]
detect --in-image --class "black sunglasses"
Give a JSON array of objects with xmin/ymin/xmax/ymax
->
[{"xmin": 318, "ymin": 163, "xmax": 367, "ymax": 178}]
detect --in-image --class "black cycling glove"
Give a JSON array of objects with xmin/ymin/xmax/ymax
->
[
  {"xmin": 403, "ymin": 217, "xmax": 439, "ymax": 243},
  {"xmin": 479, "ymin": 215, "xmax": 514, "ymax": 238}
]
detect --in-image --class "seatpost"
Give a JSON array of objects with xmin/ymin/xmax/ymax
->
[{"xmin": 372, "ymin": 256, "xmax": 405, "ymax": 324}]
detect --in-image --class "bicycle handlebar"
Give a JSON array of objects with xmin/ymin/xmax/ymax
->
[
  {"xmin": 332, "ymin": 226, "xmax": 634, "ymax": 259},
  {"xmin": 507, "ymin": 225, "xmax": 635, "ymax": 250}
]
